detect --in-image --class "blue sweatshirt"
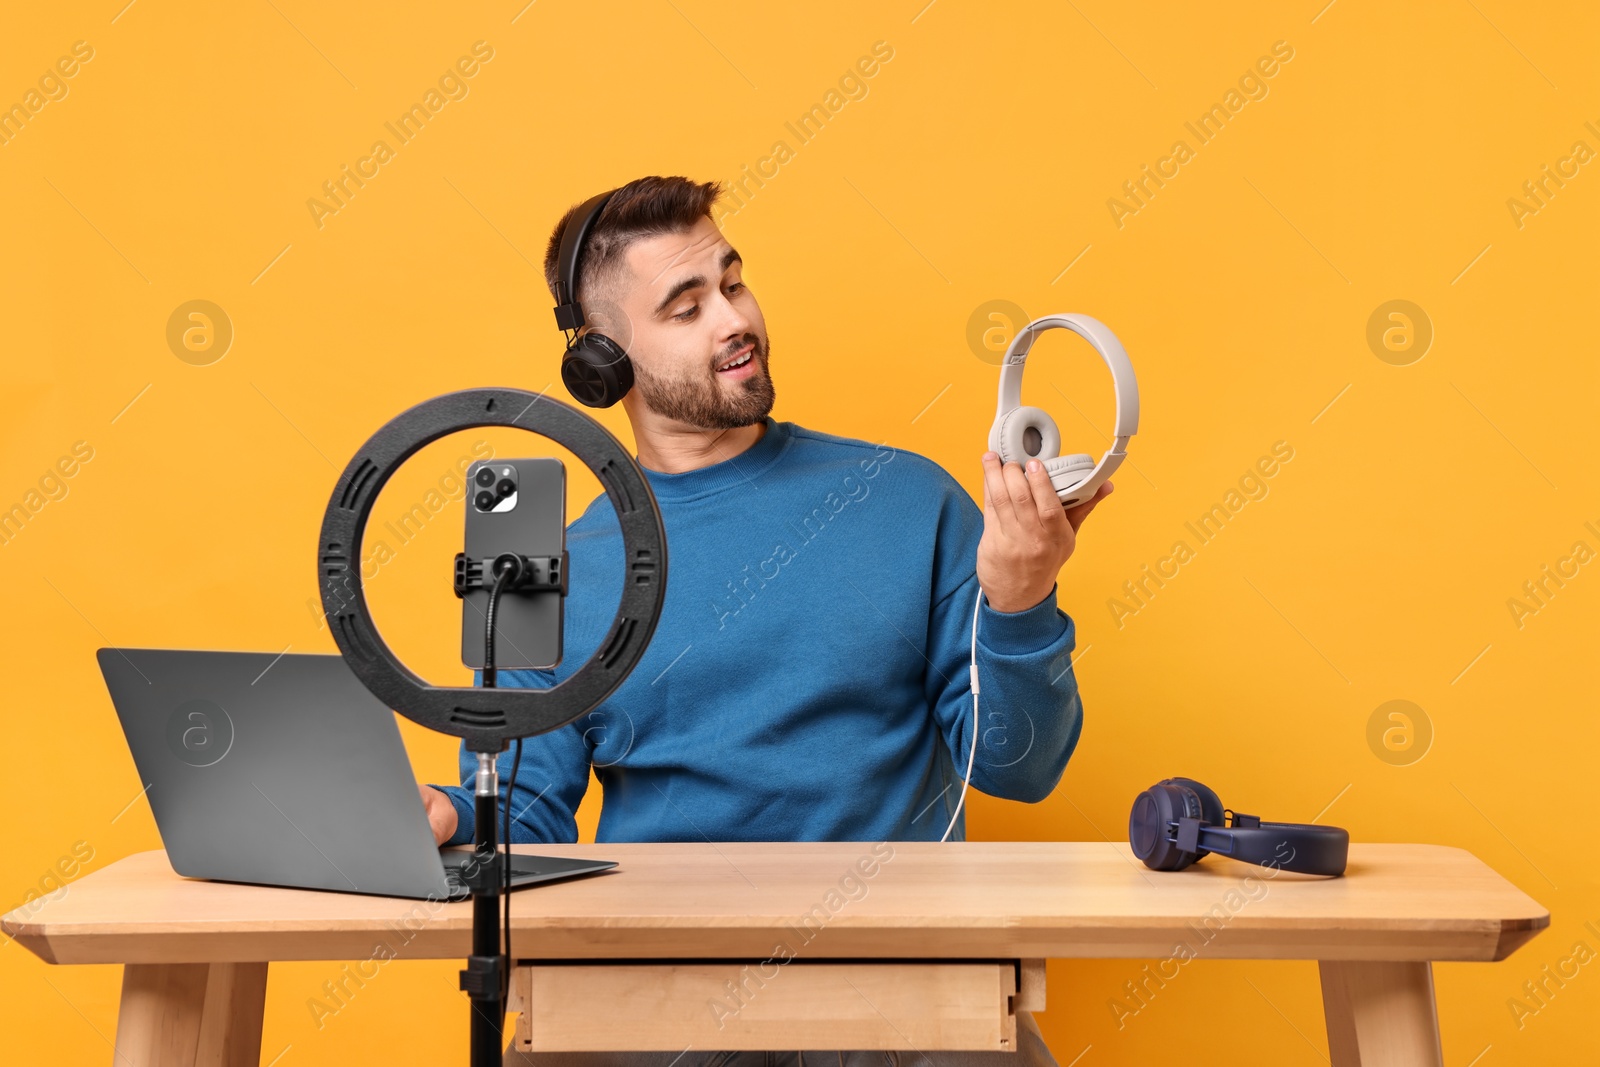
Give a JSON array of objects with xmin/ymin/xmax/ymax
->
[{"xmin": 431, "ymin": 417, "xmax": 1084, "ymax": 845}]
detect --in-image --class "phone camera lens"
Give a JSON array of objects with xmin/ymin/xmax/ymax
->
[
  {"xmin": 475, "ymin": 468, "xmax": 496, "ymax": 487},
  {"xmin": 475, "ymin": 490, "xmax": 495, "ymax": 510},
  {"xmin": 496, "ymin": 479, "xmax": 516, "ymax": 498}
]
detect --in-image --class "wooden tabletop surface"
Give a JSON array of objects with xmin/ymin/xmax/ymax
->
[{"xmin": 2, "ymin": 841, "xmax": 1547, "ymax": 966}]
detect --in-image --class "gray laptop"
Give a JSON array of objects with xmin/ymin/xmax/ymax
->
[{"xmin": 97, "ymin": 647, "xmax": 616, "ymax": 901}]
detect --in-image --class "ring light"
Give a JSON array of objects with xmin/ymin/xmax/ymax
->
[{"xmin": 316, "ymin": 388, "xmax": 667, "ymax": 753}]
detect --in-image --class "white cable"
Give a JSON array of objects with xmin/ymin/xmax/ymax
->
[{"xmin": 941, "ymin": 585, "xmax": 984, "ymax": 843}]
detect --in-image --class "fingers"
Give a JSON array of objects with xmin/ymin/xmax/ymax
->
[
  {"xmin": 1064, "ymin": 480, "xmax": 1113, "ymax": 532},
  {"xmin": 1025, "ymin": 459, "xmax": 1066, "ymax": 527},
  {"xmin": 999, "ymin": 458, "xmax": 1039, "ymax": 531},
  {"xmin": 981, "ymin": 452, "xmax": 1016, "ymax": 525},
  {"xmin": 417, "ymin": 784, "xmax": 440, "ymax": 843},
  {"xmin": 418, "ymin": 784, "xmax": 456, "ymax": 845}
]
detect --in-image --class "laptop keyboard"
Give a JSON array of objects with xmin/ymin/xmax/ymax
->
[
  {"xmin": 439, "ymin": 853, "xmax": 617, "ymax": 899},
  {"xmin": 440, "ymin": 856, "xmax": 515, "ymax": 898}
]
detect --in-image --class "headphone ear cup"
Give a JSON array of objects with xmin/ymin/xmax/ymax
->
[
  {"xmin": 1130, "ymin": 783, "xmax": 1203, "ymax": 871},
  {"xmin": 1042, "ymin": 453, "xmax": 1096, "ymax": 495},
  {"xmin": 1128, "ymin": 787, "xmax": 1167, "ymax": 868},
  {"xmin": 561, "ymin": 333, "xmax": 633, "ymax": 408},
  {"xmin": 993, "ymin": 406, "xmax": 1061, "ymax": 466},
  {"xmin": 1164, "ymin": 777, "xmax": 1225, "ymax": 829}
]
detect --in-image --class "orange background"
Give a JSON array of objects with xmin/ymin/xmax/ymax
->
[{"xmin": 2, "ymin": 1, "xmax": 1595, "ymax": 1064}]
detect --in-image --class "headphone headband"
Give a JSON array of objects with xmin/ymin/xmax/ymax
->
[
  {"xmin": 553, "ymin": 189, "xmax": 617, "ymax": 333},
  {"xmin": 1186, "ymin": 818, "xmax": 1350, "ymax": 877},
  {"xmin": 995, "ymin": 313, "xmax": 1140, "ymax": 442}
]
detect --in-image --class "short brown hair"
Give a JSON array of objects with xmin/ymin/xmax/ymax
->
[{"xmin": 543, "ymin": 175, "xmax": 724, "ymax": 314}]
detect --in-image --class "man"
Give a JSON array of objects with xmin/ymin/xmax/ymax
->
[{"xmin": 418, "ymin": 175, "xmax": 1111, "ymax": 1067}]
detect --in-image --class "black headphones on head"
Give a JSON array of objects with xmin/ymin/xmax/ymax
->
[
  {"xmin": 1128, "ymin": 777, "xmax": 1349, "ymax": 877},
  {"xmin": 552, "ymin": 189, "xmax": 633, "ymax": 408}
]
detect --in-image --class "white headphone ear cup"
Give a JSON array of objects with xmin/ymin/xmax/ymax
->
[
  {"xmin": 1043, "ymin": 453, "xmax": 1096, "ymax": 494},
  {"xmin": 994, "ymin": 406, "xmax": 1061, "ymax": 465}
]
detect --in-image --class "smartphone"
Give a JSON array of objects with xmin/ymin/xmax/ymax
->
[{"xmin": 460, "ymin": 458, "xmax": 565, "ymax": 671}]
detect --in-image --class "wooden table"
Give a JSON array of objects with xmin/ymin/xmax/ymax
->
[{"xmin": 2, "ymin": 841, "xmax": 1547, "ymax": 1067}]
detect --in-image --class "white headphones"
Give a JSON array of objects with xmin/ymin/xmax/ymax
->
[
  {"xmin": 941, "ymin": 313, "xmax": 1139, "ymax": 843},
  {"xmin": 986, "ymin": 313, "xmax": 1140, "ymax": 508}
]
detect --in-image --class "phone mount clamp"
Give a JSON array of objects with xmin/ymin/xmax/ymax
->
[
  {"xmin": 317, "ymin": 388, "xmax": 667, "ymax": 1067},
  {"xmin": 454, "ymin": 551, "xmax": 569, "ymax": 599}
]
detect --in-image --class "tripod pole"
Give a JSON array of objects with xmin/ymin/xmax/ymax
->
[{"xmin": 461, "ymin": 750, "xmax": 507, "ymax": 1067}]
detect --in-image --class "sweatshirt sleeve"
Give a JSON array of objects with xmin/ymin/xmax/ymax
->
[
  {"xmin": 426, "ymin": 667, "xmax": 593, "ymax": 846},
  {"xmin": 922, "ymin": 483, "xmax": 1084, "ymax": 806}
]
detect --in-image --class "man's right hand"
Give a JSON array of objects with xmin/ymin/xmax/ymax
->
[{"xmin": 418, "ymin": 784, "xmax": 459, "ymax": 846}]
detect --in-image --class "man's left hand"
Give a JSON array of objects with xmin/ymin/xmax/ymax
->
[{"xmin": 977, "ymin": 451, "xmax": 1113, "ymax": 613}]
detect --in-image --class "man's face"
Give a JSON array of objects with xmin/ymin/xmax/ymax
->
[{"xmin": 591, "ymin": 216, "xmax": 773, "ymax": 431}]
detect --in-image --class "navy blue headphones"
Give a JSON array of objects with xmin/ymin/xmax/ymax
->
[
  {"xmin": 552, "ymin": 188, "xmax": 633, "ymax": 409},
  {"xmin": 1129, "ymin": 778, "xmax": 1349, "ymax": 877}
]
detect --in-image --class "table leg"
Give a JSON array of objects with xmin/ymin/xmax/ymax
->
[
  {"xmin": 114, "ymin": 961, "xmax": 268, "ymax": 1066},
  {"xmin": 1318, "ymin": 960, "xmax": 1443, "ymax": 1067}
]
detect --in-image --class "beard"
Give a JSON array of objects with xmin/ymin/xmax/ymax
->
[{"xmin": 632, "ymin": 332, "xmax": 776, "ymax": 431}]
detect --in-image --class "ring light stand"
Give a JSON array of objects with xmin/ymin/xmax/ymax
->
[{"xmin": 317, "ymin": 388, "xmax": 667, "ymax": 1067}]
